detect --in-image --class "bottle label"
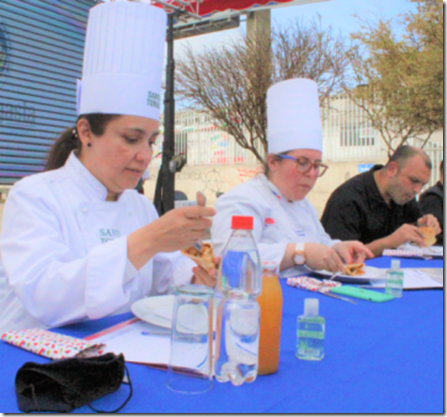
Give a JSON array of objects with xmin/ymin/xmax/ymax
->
[
  {"xmin": 297, "ymin": 347, "xmax": 320, "ymax": 355},
  {"xmin": 222, "ymin": 251, "xmax": 244, "ymax": 288},
  {"xmin": 297, "ymin": 330, "xmax": 324, "ymax": 339}
]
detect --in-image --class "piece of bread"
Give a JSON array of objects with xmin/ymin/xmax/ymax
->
[
  {"xmin": 181, "ymin": 242, "xmax": 215, "ymax": 271},
  {"xmin": 344, "ymin": 262, "xmax": 365, "ymax": 276},
  {"xmin": 419, "ymin": 226, "xmax": 437, "ymax": 247}
]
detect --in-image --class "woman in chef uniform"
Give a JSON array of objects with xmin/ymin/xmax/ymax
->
[
  {"xmin": 211, "ymin": 78, "xmax": 374, "ymax": 274},
  {"xmin": 0, "ymin": 1, "xmax": 215, "ymax": 333}
]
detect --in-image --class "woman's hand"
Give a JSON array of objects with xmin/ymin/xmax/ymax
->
[
  {"xmin": 303, "ymin": 243, "xmax": 345, "ymax": 273},
  {"xmin": 332, "ymin": 241, "xmax": 374, "ymax": 265},
  {"xmin": 191, "ymin": 256, "xmax": 220, "ymax": 288},
  {"xmin": 127, "ymin": 206, "xmax": 215, "ymax": 270},
  {"xmin": 149, "ymin": 206, "xmax": 215, "ymax": 252}
]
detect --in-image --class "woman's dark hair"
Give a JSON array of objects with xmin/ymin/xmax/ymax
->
[
  {"xmin": 45, "ymin": 114, "xmax": 120, "ymax": 171},
  {"xmin": 263, "ymin": 150, "xmax": 291, "ymax": 177}
]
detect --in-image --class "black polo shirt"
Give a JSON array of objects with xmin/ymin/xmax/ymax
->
[
  {"xmin": 321, "ymin": 165, "xmax": 423, "ymax": 244},
  {"xmin": 419, "ymin": 181, "xmax": 443, "ymax": 245}
]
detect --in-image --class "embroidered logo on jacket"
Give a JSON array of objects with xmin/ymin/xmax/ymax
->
[
  {"xmin": 265, "ymin": 218, "xmax": 275, "ymax": 226},
  {"xmin": 99, "ymin": 228, "xmax": 121, "ymax": 243}
]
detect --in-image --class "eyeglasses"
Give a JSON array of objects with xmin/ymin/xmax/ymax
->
[{"xmin": 277, "ymin": 155, "xmax": 329, "ymax": 177}]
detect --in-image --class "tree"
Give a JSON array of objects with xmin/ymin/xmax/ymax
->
[
  {"xmin": 347, "ymin": 0, "xmax": 443, "ymax": 153},
  {"xmin": 175, "ymin": 17, "xmax": 350, "ymax": 164}
]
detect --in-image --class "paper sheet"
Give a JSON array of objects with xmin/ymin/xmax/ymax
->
[
  {"xmin": 365, "ymin": 269, "xmax": 443, "ymax": 289},
  {"xmin": 85, "ymin": 318, "xmax": 171, "ymax": 367}
]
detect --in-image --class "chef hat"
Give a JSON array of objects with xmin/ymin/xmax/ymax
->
[
  {"xmin": 77, "ymin": 1, "xmax": 166, "ymax": 120},
  {"xmin": 267, "ymin": 78, "xmax": 322, "ymax": 154}
]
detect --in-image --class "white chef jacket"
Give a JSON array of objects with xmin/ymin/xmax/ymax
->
[
  {"xmin": 211, "ymin": 174, "xmax": 340, "ymax": 276},
  {"xmin": 0, "ymin": 152, "xmax": 194, "ymax": 333}
]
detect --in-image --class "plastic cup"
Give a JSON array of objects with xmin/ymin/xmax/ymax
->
[{"xmin": 166, "ymin": 284, "xmax": 214, "ymax": 394}]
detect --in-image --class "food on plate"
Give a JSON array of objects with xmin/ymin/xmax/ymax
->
[
  {"xmin": 343, "ymin": 262, "xmax": 365, "ymax": 276},
  {"xmin": 181, "ymin": 242, "xmax": 215, "ymax": 271},
  {"xmin": 419, "ymin": 226, "xmax": 437, "ymax": 247}
]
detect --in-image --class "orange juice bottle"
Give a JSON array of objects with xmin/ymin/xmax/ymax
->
[{"xmin": 257, "ymin": 261, "xmax": 283, "ymax": 375}]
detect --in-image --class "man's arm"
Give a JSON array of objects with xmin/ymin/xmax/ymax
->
[{"xmin": 366, "ymin": 224, "xmax": 426, "ymax": 256}]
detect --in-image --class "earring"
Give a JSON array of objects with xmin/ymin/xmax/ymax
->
[
  {"xmin": 87, "ymin": 143, "xmax": 91, "ymax": 147},
  {"xmin": 72, "ymin": 129, "xmax": 79, "ymax": 139}
]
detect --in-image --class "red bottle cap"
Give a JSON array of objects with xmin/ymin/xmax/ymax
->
[{"xmin": 231, "ymin": 215, "xmax": 254, "ymax": 230}]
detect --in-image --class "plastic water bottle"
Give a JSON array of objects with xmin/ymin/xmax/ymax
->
[
  {"xmin": 385, "ymin": 260, "xmax": 404, "ymax": 298},
  {"xmin": 214, "ymin": 298, "xmax": 260, "ymax": 386},
  {"xmin": 217, "ymin": 216, "xmax": 262, "ymax": 298},
  {"xmin": 296, "ymin": 298, "xmax": 325, "ymax": 361},
  {"xmin": 214, "ymin": 215, "xmax": 262, "ymax": 385}
]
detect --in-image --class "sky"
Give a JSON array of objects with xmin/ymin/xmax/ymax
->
[{"xmin": 174, "ymin": 0, "xmax": 418, "ymax": 56}]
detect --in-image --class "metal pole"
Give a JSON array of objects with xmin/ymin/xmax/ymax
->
[{"xmin": 155, "ymin": 12, "xmax": 176, "ymax": 215}]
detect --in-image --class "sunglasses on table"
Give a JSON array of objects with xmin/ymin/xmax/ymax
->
[{"xmin": 277, "ymin": 155, "xmax": 329, "ymax": 177}]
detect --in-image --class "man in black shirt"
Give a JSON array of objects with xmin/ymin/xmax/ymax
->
[
  {"xmin": 321, "ymin": 146, "xmax": 441, "ymax": 256},
  {"xmin": 419, "ymin": 160, "xmax": 443, "ymax": 245}
]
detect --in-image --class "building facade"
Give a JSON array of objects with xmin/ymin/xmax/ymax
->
[{"xmin": 0, "ymin": 0, "xmax": 94, "ymax": 185}]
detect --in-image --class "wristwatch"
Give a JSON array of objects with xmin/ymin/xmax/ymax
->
[{"xmin": 293, "ymin": 242, "xmax": 306, "ymax": 266}]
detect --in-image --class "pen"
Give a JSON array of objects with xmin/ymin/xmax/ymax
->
[
  {"xmin": 320, "ymin": 290, "xmax": 358, "ymax": 304},
  {"xmin": 141, "ymin": 331, "xmax": 170, "ymax": 337}
]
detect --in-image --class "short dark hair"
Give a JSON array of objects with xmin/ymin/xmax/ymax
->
[{"xmin": 386, "ymin": 145, "xmax": 432, "ymax": 170}]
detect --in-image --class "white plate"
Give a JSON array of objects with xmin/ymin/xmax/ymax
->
[
  {"xmin": 311, "ymin": 266, "xmax": 386, "ymax": 283},
  {"xmin": 131, "ymin": 295, "xmax": 175, "ymax": 329},
  {"xmin": 399, "ymin": 243, "xmax": 444, "ymax": 257},
  {"xmin": 131, "ymin": 295, "xmax": 217, "ymax": 331}
]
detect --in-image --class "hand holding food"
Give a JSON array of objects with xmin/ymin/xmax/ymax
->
[
  {"xmin": 182, "ymin": 242, "xmax": 216, "ymax": 271},
  {"xmin": 419, "ymin": 226, "xmax": 437, "ymax": 247},
  {"xmin": 332, "ymin": 241, "xmax": 374, "ymax": 265}
]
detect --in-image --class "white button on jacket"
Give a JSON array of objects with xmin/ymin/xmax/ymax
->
[{"xmin": 0, "ymin": 153, "xmax": 194, "ymax": 333}]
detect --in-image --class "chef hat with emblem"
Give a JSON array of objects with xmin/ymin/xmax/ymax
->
[
  {"xmin": 77, "ymin": 0, "xmax": 166, "ymax": 120},
  {"xmin": 267, "ymin": 78, "xmax": 322, "ymax": 154}
]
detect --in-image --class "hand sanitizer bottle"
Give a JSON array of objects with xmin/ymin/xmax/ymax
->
[
  {"xmin": 296, "ymin": 298, "xmax": 325, "ymax": 361},
  {"xmin": 385, "ymin": 260, "xmax": 404, "ymax": 298}
]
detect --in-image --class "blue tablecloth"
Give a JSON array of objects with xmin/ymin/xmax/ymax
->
[{"xmin": 0, "ymin": 257, "xmax": 443, "ymax": 413}]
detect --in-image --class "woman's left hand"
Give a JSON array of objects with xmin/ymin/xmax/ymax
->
[
  {"xmin": 332, "ymin": 241, "xmax": 374, "ymax": 265},
  {"xmin": 191, "ymin": 257, "xmax": 220, "ymax": 288}
]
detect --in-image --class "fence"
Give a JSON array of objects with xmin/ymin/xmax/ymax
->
[
  {"xmin": 173, "ymin": 111, "xmax": 262, "ymax": 166},
  {"xmin": 154, "ymin": 95, "xmax": 443, "ymax": 185}
]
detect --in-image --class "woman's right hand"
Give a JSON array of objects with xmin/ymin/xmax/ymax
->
[
  {"xmin": 152, "ymin": 206, "xmax": 216, "ymax": 252},
  {"xmin": 303, "ymin": 242, "xmax": 345, "ymax": 273},
  {"xmin": 127, "ymin": 206, "xmax": 215, "ymax": 269}
]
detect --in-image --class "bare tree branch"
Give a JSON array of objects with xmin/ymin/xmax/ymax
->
[{"xmin": 176, "ymin": 17, "xmax": 350, "ymax": 163}]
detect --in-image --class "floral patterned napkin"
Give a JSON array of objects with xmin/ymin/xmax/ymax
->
[
  {"xmin": 286, "ymin": 276, "xmax": 342, "ymax": 293},
  {"xmin": 1, "ymin": 328, "xmax": 105, "ymax": 360},
  {"xmin": 383, "ymin": 249, "xmax": 424, "ymax": 258}
]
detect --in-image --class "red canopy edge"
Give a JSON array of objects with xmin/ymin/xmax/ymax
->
[{"xmin": 196, "ymin": 0, "xmax": 299, "ymax": 16}]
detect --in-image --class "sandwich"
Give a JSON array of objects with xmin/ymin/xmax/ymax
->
[
  {"xmin": 344, "ymin": 262, "xmax": 365, "ymax": 276},
  {"xmin": 181, "ymin": 242, "xmax": 215, "ymax": 271},
  {"xmin": 419, "ymin": 226, "xmax": 437, "ymax": 247}
]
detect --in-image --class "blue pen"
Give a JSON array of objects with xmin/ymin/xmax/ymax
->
[{"xmin": 141, "ymin": 331, "xmax": 170, "ymax": 337}]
